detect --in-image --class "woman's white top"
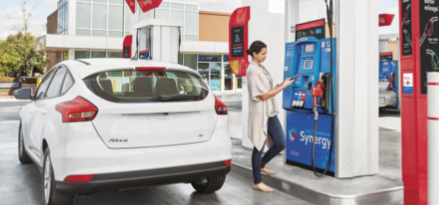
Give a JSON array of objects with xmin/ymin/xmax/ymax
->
[{"xmin": 246, "ymin": 61, "xmax": 280, "ymax": 151}]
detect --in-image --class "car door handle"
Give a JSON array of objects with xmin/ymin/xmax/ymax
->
[{"xmin": 40, "ymin": 109, "xmax": 47, "ymax": 115}]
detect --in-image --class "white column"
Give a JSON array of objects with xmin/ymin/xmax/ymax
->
[
  {"xmin": 68, "ymin": 0, "xmax": 77, "ymax": 36},
  {"xmin": 379, "ymin": 40, "xmax": 388, "ymax": 54},
  {"xmin": 68, "ymin": 49, "xmax": 75, "ymax": 60},
  {"xmin": 335, "ymin": 0, "xmax": 379, "ymax": 178},
  {"xmin": 428, "ymin": 73, "xmax": 439, "ymax": 205},
  {"xmin": 241, "ymin": 0, "xmax": 286, "ymax": 150}
]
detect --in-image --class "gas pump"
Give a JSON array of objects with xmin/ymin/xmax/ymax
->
[
  {"xmin": 379, "ymin": 60, "xmax": 399, "ymax": 108},
  {"xmin": 283, "ymin": 37, "xmax": 336, "ymax": 176}
]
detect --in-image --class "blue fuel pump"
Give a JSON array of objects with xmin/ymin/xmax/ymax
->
[
  {"xmin": 379, "ymin": 60, "xmax": 399, "ymax": 108},
  {"xmin": 283, "ymin": 37, "xmax": 336, "ymax": 176}
]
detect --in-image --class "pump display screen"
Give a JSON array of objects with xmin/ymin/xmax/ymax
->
[
  {"xmin": 303, "ymin": 60, "xmax": 313, "ymax": 69},
  {"xmin": 305, "ymin": 44, "xmax": 314, "ymax": 52}
]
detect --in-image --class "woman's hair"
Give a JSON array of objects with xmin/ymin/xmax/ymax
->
[{"xmin": 246, "ymin": 41, "xmax": 267, "ymax": 57}]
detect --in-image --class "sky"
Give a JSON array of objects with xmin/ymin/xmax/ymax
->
[{"xmin": 0, "ymin": 0, "xmax": 398, "ymax": 40}]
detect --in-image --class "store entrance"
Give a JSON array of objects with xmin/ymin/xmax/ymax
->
[{"xmin": 197, "ymin": 55, "xmax": 222, "ymax": 92}]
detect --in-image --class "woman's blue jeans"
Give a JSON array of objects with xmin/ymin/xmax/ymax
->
[{"xmin": 252, "ymin": 115, "xmax": 286, "ymax": 184}]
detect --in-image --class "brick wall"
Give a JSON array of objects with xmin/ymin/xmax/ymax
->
[
  {"xmin": 47, "ymin": 11, "xmax": 58, "ymax": 34},
  {"xmin": 388, "ymin": 40, "xmax": 398, "ymax": 60},
  {"xmin": 46, "ymin": 52, "xmax": 59, "ymax": 73}
]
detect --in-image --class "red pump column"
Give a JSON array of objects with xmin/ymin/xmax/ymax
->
[{"xmin": 398, "ymin": 0, "xmax": 437, "ymax": 204}]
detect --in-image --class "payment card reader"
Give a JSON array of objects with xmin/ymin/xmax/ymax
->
[{"xmin": 283, "ymin": 37, "xmax": 337, "ymax": 176}]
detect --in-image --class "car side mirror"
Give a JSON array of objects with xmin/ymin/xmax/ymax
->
[{"xmin": 14, "ymin": 88, "xmax": 32, "ymax": 100}]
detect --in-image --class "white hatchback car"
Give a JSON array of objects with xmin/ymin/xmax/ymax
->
[{"xmin": 14, "ymin": 59, "xmax": 232, "ymax": 205}]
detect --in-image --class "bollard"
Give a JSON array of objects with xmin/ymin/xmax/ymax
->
[
  {"xmin": 36, "ymin": 78, "xmax": 42, "ymax": 87},
  {"xmin": 428, "ymin": 72, "xmax": 439, "ymax": 205}
]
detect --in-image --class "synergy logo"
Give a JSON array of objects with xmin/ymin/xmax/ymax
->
[
  {"xmin": 289, "ymin": 127, "xmax": 332, "ymax": 150},
  {"xmin": 288, "ymin": 127, "xmax": 298, "ymax": 143}
]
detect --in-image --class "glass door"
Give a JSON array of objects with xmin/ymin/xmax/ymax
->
[
  {"xmin": 209, "ymin": 63, "xmax": 221, "ymax": 91},
  {"xmin": 224, "ymin": 64, "xmax": 234, "ymax": 92},
  {"xmin": 197, "ymin": 54, "xmax": 222, "ymax": 92},
  {"xmin": 197, "ymin": 63, "xmax": 209, "ymax": 82}
]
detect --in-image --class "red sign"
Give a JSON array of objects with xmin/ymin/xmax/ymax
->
[
  {"xmin": 379, "ymin": 14, "xmax": 395, "ymax": 27},
  {"xmin": 228, "ymin": 7, "xmax": 250, "ymax": 77},
  {"xmin": 380, "ymin": 52, "xmax": 393, "ymax": 56},
  {"xmin": 137, "ymin": 0, "xmax": 163, "ymax": 13},
  {"xmin": 122, "ymin": 35, "xmax": 132, "ymax": 58},
  {"xmin": 296, "ymin": 20, "xmax": 324, "ymax": 31},
  {"xmin": 125, "ymin": 0, "xmax": 135, "ymax": 14}
]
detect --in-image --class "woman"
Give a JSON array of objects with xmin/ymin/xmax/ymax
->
[{"xmin": 246, "ymin": 41, "xmax": 294, "ymax": 192}]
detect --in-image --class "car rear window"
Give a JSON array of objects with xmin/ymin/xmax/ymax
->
[{"xmin": 83, "ymin": 70, "xmax": 209, "ymax": 103}]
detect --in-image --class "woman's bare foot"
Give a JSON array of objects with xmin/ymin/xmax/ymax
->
[
  {"xmin": 261, "ymin": 167, "xmax": 276, "ymax": 175},
  {"xmin": 253, "ymin": 182, "xmax": 274, "ymax": 192}
]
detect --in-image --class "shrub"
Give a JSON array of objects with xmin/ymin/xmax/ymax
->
[{"xmin": 0, "ymin": 78, "xmax": 19, "ymax": 82}]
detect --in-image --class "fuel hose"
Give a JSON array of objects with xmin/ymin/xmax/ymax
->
[{"xmin": 312, "ymin": 0, "xmax": 335, "ymax": 177}]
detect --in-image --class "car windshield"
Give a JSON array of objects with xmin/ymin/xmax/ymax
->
[{"xmin": 83, "ymin": 70, "xmax": 209, "ymax": 103}]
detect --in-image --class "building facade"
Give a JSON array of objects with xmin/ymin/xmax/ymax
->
[{"xmin": 36, "ymin": 0, "xmax": 241, "ymax": 94}]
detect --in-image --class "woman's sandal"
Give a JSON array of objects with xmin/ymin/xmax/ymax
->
[
  {"xmin": 253, "ymin": 182, "xmax": 274, "ymax": 193},
  {"xmin": 261, "ymin": 167, "xmax": 276, "ymax": 175}
]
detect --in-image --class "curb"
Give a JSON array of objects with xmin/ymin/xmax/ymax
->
[{"xmin": 231, "ymin": 163, "xmax": 403, "ymax": 205}]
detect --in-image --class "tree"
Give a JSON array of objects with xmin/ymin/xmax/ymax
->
[
  {"xmin": 0, "ymin": 32, "xmax": 47, "ymax": 77},
  {"xmin": 1, "ymin": 0, "xmax": 47, "ymax": 77}
]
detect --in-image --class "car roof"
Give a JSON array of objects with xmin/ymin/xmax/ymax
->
[{"xmin": 60, "ymin": 59, "xmax": 197, "ymax": 79}]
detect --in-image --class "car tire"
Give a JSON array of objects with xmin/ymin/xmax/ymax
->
[
  {"xmin": 42, "ymin": 148, "xmax": 76, "ymax": 205},
  {"xmin": 191, "ymin": 175, "xmax": 226, "ymax": 193},
  {"xmin": 18, "ymin": 122, "xmax": 32, "ymax": 164}
]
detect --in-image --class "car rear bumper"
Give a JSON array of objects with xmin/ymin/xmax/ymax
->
[
  {"xmin": 56, "ymin": 161, "xmax": 231, "ymax": 194},
  {"xmin": 379, "ymin": 91, "xmax": 397, "ymax": 107}
]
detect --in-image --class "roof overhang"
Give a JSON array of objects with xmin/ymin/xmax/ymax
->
[{"xmin": 35, "ymin": 34, "xmax": 124, "ymax": 53}]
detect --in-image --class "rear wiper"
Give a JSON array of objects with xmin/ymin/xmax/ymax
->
[{"xmin": 158, "ymin": 94, "xmax": 198, "ymax": 101}]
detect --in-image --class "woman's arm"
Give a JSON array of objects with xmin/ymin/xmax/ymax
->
[{"xmin": 259, "ymin": 78, "xmax": 294, "ymax": 101}]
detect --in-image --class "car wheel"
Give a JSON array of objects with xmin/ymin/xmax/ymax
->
[
  {"xmin": 42, "ymin": 148, "xmax": 76, "ymax": 205},
  {"xmin": 191, "ymin": 175, "xmax": 226, "ymax": 193},
  {"xmin": 18, "ymin": 122, "xmax": 32, "ymax": 164}
]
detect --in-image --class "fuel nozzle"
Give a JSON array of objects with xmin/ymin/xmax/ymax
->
[{"xmin": 311, "ymin": 81, "xmax": 325, "ymax": 120}]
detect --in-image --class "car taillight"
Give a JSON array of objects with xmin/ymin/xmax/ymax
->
[
  {"xmin": 387, "ymin": 83, "xmax": 394, "ymax": 91},
  {"xmin": 55, "ymin": 97, "xmax": 98, "ymax": 123},
  {"xmin": 214, "ymin": 96, "xmax": 228, "ymax": 115},
  {"xmin": 64, "ymin": 175, "xmax": 94, "ymax": 182},
  {"xmin": 224, "ymin": 159, "xmax": 232, "ymax": 166}
]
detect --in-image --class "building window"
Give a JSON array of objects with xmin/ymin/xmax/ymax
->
[
  {"xmin": 74, "ymin": 51, "xmax": 91, "ymax": 59},
  {"xmin": 57, "ymin": 0, "xmax": 68, "ymax": 34},
  {"xmin": 74, "ymin": 50, "xmax": 123, "ymax": 59},
  {"xmin": 183, "ymin": 54, "xmax": 197, "ymax": 70},
  {"xmin": 58, "ymin": 51, "xmax": 68, "ymax": 62},
  {"xmin": 91, "ymin": 51, "xmax": 107, "ymax": 58},
  {"xmin": 184, "ymin": 11, "xmax": 198, "ymax": 41},
  {"xmin": 75, "ymin": 0, "xmax": 126, "ymax": 37},
  {"xmin": 124, "ymin": 6, "xmax": 131, "ymax": 37},
  {"xmin": 76, "ymin": 2, "xmax": 91, "ymax": 35},
  {"xmin": 154, "ymin": 2, "xmax": 199, "ymax": 41},
  {"xmin": 107, "ymin": 51, "xmax": 122, "ymax": 58},
  {"xmin": 92, "ymin": 4, "xmax": 107, "ymax": 36},
  {"xmin": 197, "ymin": 54, "xmax": 221, "ymax": 91}
]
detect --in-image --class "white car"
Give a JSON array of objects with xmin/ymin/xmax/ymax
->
[
  {"xmin": 14, "ymin": 59, "xmax": 232, "ymax": 205},
  {"xmin": 378, "ymin": 81, "xmax": 397, "ymax": 108}
]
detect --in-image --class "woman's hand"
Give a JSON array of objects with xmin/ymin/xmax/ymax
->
[
  {"xmin": 281, "ymin": 78, "xmax": 294, "ymax": 89},
  {"xmin": 260, "ymin": 78, "xmax": 294, "ymax": 101}
]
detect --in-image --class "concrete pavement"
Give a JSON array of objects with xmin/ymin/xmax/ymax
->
[{"xmin": 0, "ymin": 101, "xmax": 311, "ymax": 205}]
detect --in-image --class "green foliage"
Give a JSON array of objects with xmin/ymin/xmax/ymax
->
[{"xmin": 0, "ymin": 32, "xmax": 47, "ymax": 77}]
